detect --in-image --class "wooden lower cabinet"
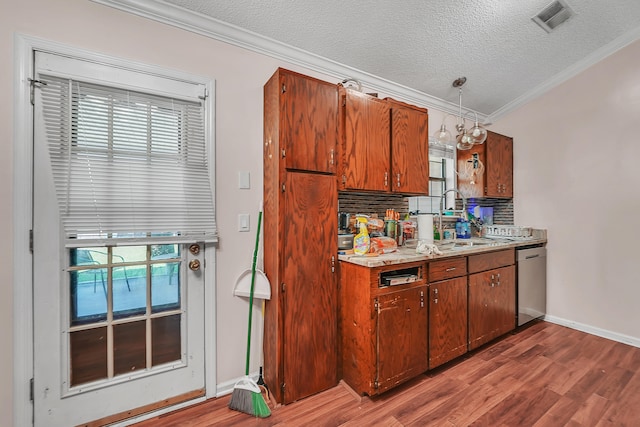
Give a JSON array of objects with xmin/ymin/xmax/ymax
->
[
  {"xmin": 427, "ymin": 257, "xmax": 468, "ymax": 369},
  {"xmin": 428, "ymin": 276, "xmax": 468, "ymax": 369},
  {"xmin": 340, "ymin": 261, "xmax": 427, "ymax": 396},
  {"xmin": 340, "ymin": 248, "xmax": 517, "ymax": 396},
  {"xmin": 376, "ymin": 286, "xmax": 428, "ymax": 393},
  {"xmin": 468, "ymin": 264, "xmax": 516, "ymax": 350}
]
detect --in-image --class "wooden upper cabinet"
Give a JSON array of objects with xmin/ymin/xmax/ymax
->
[
  {"xmin": 279, "ymin": 69, "xmax": 338, "ymax": 173},
  {"xmin": 456, "ymin": 130, "xmax": 513, "ymax": 199},
  {"xmin": 341, "ymin": 89, "xmax": 391, "ymax": 191},
  {"xmin": 388, "ymin": 100, "xmax": 430, "ymax": 195},
  {"xmin": 339, "ymin": 90, "xmax": 429, "ymax": 195},
  {"xmin": 485, "ymin": 131, "xmax": 513, "ymax": 198}
]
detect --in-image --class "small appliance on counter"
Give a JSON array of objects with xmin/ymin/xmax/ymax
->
[
  {"xmin": 338, "ymin": 233, "xmax": 354, "ymax": 250},
  {"xmin": 338, "ymin": 211, "xmax": 354, "ymax": 250}
]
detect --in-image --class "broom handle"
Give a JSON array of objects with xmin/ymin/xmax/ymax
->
[{"xmin": 245, "ymin": 209, "xmax": 263, "ymax": 376}]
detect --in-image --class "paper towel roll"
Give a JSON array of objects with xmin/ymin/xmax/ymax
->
[{"xmin": 417, "ymin": 214, "xmax": 434, "ymax": 242}]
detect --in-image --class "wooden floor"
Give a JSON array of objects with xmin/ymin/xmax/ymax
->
[{"xmin": 133, "ymin": 321, "xmax": 640, "ymax": 426}]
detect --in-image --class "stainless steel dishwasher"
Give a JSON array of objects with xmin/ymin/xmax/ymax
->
[{"xmin": 516, "ymin": 245, "xmax": 547, "ymax": 326}]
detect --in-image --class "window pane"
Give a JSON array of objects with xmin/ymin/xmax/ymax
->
[
  {"xmin": 113, "ymin": 245, "xmax": 147, "ymax": 263},
  {"xmin": 151, "ymin": 243, "xmax": 180, "ymax": 259},
  {"xmin": 70, "ymin": 270, "xmax": 107, "ymax": 325},
  {"xmin": 71, "ymin": 247, "xmax": 109, "ymax": 266},
  {"xmin": 152, "ymin": 262, "xmax": 180, "ymax": 313},
  {"xmin": 113, "ymin": 267, "xmax": 146, "ymax": 319},
  {"xmin": 70, "ymin": 327, "xmax": 108, "ymax": 386}
]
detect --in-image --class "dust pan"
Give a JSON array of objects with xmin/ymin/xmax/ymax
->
[{"xmin": 234, "ymin": 269, "xmax": 271, "ymax": 300}]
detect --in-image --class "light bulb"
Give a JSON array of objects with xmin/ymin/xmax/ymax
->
[
  {"xmin": 469, "ymin": 121, "xmax": 487, "ymax": 144},
  {"xmin": 456, "ymin": 129, "xmax": 474, "ymax": 150},
  {"xmin": 433, "ymin": 124, "xmax": 452, "ymax": 144}
]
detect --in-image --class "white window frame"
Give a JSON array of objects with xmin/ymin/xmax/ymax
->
[{"xmin": 13, "ymin": 34, "xmax": 218, "ymax": 427}]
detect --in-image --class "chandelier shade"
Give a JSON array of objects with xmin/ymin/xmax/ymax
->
[{"xmin": 433, "ymin": 77, "xmax": 487, "ymax": 150}]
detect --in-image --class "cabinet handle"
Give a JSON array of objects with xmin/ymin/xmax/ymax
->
[
  {"xmin": 446, "ymin": 267, "xmax": 456, "ymax": 272},
  {"xmin": 420, "ymin": 290, "xmax": 424, "ymax": 307},
  {"xmin": 396, "ymin": 173, "xmax": 401, "ymax": 188},
  {"xmin": 496, "ymin": 273, "xmax": 500, "ymax": 286},
  {"xmin": 331, "ymin": 255, "xmax": 335, "ymax": 273},
  {"xmin": 329, "ymin": 148, "xmax": 335, "ymax": 166},
  {"xmin": 433, "ymin": 288, "xmax": 438, "ymax": 304},
  {"xmin": 384, "ymin": 172, "xmax": 388, "ymax": 187}
]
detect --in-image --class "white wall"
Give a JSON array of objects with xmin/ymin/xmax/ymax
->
[{"xmin": 492, "ymin": 39, "xmax": 640, "ymax": 343}]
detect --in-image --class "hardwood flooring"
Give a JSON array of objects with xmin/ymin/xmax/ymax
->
[{"xmin": 133, "ymin": 321, "xmax": 640, "ymax": 426}]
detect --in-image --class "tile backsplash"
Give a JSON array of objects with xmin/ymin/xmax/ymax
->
[{"xmin": 338, "ymin": 192, "xmax": 514, "ymax": 225}]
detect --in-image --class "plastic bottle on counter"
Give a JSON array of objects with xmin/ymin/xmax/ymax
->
[
  {"xmin": 353, "ymin": 217, "xmax": 371, "ymax": 255},
  {"xmin": 456, "ymin": 218, "xmax": 471, "ymax": 239}
]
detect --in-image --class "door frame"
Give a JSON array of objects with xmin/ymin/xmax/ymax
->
[{"xmin": 12, "ymin": 34, "xmax": 218, "ymax": 426}]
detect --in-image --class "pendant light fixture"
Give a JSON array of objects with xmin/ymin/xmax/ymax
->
[{"xmin": 433, "ymin": 77, "xmax": 487, "ymax": 150}]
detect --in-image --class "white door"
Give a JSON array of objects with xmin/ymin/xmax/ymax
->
[{"xmin": 31, "ymin": 51, "xmax": 212, "ymax": 426}]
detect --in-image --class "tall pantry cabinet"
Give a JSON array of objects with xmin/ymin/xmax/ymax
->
[{"xmin": 263, "ymin": 68, "xmax": 339, "ymax": 404}]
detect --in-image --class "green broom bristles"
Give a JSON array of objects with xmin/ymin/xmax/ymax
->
[
  {"xmin": 229, "ymin": 376, "xmax": 271, "ymax": 418},
  {"xmin": 251, "ymin": 389, "xmax": 272, "ymax": 418}
]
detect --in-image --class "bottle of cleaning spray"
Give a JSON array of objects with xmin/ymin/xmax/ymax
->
[{"xmin": 353, "ymin": 216, "xmax": 370, "ymax": 255}]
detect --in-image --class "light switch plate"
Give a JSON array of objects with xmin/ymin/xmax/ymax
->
[
  {"xmin": 238, "ymin": 213, "xmax": 250, "ymax": 232},
  {"xmin": 238, "ymin": 171, "xmax": 250, "ymax": 189}
]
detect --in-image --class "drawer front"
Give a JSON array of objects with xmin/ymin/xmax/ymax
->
[
  {"xmin": 468, "ymin": 248, "xmax": 515, "ymax": 274},
  {"xmin": 429, "ymin": 257, "xmax": 467, "ymax": 282}
]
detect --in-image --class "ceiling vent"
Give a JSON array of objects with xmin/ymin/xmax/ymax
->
[{"xmin": 532, "ymin": 0, "xmax": 574, "ymax": 33}]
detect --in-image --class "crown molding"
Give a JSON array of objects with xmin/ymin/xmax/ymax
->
[
  {"xmin": 91, "ymin": 0, "xmax": 472, "ymax": 119},
  {"xmin": 486, "ymin": 25, "xmax": 640, "ymax": 124}
]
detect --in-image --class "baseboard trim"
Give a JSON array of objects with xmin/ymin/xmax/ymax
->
[{"xmin": 544, "ymin": 315, "xmax": 640, "ymax": 348}]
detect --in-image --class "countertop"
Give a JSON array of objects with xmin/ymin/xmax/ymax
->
[{"xmin": 338, "ymin": 232, "xmax": 547, "ymax": 268}]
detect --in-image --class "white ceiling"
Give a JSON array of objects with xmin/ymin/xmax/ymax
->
[{"xmin": 100, "ymin": 0, "xmax": 640, "ymax": 122}]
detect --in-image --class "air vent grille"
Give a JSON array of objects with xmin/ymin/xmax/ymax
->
[{"xmin": 532, "ymin": 0, "xmax": 574, "ymax": 33}]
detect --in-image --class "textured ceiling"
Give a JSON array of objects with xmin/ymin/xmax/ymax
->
[{"xmin": 158, "ymin": 0, "xmax": 640, "ymax": 118}]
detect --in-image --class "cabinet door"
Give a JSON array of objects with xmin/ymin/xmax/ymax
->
[
  {"xmin": 456, "ymin": 144, "xmax": 486, "ymax": 199},
  {"xmin": 493, "ymin": 265, "xmax": 516, "ymax": 336},
  {"xmin": 485, "ymin": 131, "xmax": 513, "ymax": 198},
  {"xmin": 342, "ymin": 90, "xmax": 391, "ymax": 191},
  {"xmin": 429, "ymin": 277, "xmax": 468, "ymax": 369},
  {"xmin": 281, "ymin": 71, "xmax": 338, "ymax": 173},
  {"xmin": 390, "ymin": 105, "xmax": 430, "ymax": 195},
  {"xmin": 468, "ymin": 266, "xmax": 516, "ymax": 350},
  {"xmin": 468, "ymin": 270, "xmax": 496, "ymax": 350},
  {"xmin": 376, "ymin": 286, "xmax": 428, "ymax": 393},
  {"xmin": 283, "ymin": 172, "xmax": 338, "ymax": 403}
]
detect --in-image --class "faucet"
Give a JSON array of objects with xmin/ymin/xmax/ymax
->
[{"xmin": 438, "ymin": 189, "xmax": 467, "ymax": 239}]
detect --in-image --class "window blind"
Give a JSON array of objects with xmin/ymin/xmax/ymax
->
[{"xmin": 39, "ymin": 75, "xmax": 217, "ymax": 244}]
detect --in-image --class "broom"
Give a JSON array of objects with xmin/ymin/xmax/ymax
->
[{"xmin": 229, "ymin": 208, "xmax": 271, "ymax": 418}]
